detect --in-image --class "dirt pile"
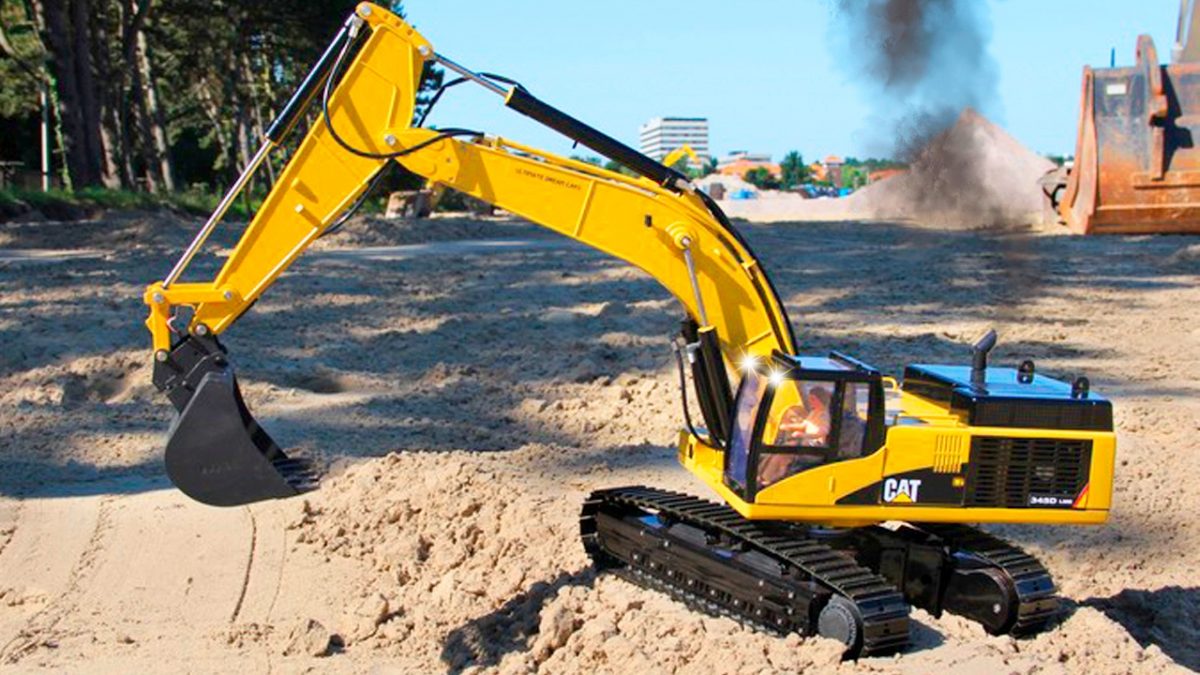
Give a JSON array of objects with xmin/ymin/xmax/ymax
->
[
  {"xmin": 0, "ymin": 210, "xmax": 202, "ymax": 251},
  {"xmin": 0, "ymin": 209, "xmax": 545, "ymax": 257},
  {"xmin": 287, "ymin": 450, "xmax": 583, "ymax": 667},
  {"xmin": 716, "ymin": 109, "xmax": 1053, "ymax": 226},
  {"xmin": 846, "ymin": 108, "xmax": 1054, "ymax": 225},
  {"xmin": 313, "ymin": 213, "xmax": 546, "ymax": 249},
  {"xmin": 287, "ymin": 449, "xmax": 852, "ymax": 672},
  {"xmin": 695, "ymin": 174, "xmax": 759, "ymax": 198}
]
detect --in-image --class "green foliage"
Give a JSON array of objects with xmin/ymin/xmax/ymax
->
[
  {"xmin": 834, "ymin": 157, "xmax": 906, "ymax": 189},
  {"xmin": 840, "ymin": 165, "xmax": 868, "ymax": 189},
  {"xmin": 669, "ymin": 156, "xmax": 695, "ymax": 178},
  {"xmin": 779, "ymin": 150, "xmax": 809, "ymax": 189},
  {"xmin": 0, "ymin": 59, "xmax": 37, "ymax": 118},
  {"xmin": 0, "ymin": 0, "xmax": 49, "ymax": 172},
  {"xmin": 0, "ymin": 0, "xmax": 442, "ymax": 194},
  {"xmin": 0, "ymin": 1, "xmax": 46, "ymax": 115},
  {"xmin": 841, "ymin": 156, "xmax": 907, "ymax": 171},
  {"xmin": 743, "ymin": 166, "xmax": 780, "ymax": 190},
  {"xmin": 603, "ymin": 159, "xmax": 637, "ymax": 177}
]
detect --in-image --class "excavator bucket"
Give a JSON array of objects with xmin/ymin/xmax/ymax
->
[
  {"xmin": 1054, "ymin": 32, "xmax": 1200, "ymax": 234},
  {"xmin": 155, "ymin": 333, "xmax": 318, "ymax": 507}
]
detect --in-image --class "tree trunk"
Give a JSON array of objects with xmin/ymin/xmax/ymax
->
[
  {"xmin": 39, "ymin": 0, "xmax": 97, "ymax": 187},
  {"xmin": 128, "ymin": 70, "xmax": 156, "ymax": 193},
  {"xmin": 195, "ymin": 80, "xmax": 232, "ymax": 187},
  {"xmin": 235, "ymin": 106, "xmax": 251, "ymax": 189},
  {"xmin": 224, "ymin": 41, "xmax": 252, "ymax": 193},
  {"xmin": 135, "ymin": 22, "xmax": 173, "ymax": 191},
  {"xmin": 70, "ymin": 0, "xmax": 113, "ymax": 187},
  {"xmin": 48, "ymin": 81, "xmax": 72, "ymax": 190},
  {"xmin": 91, "ymin": 2, "xmax": 129, "ymax": 188},
  {"xmin": 27, "ymin": 0, "xmax": 72, "ymax": 189},
  {"xmin": 118, "ymin": 0, "xmax": 168, "ymax": 192},
  {"xmin": 243, "ymin": 52, "xmax": 274, "ymax": 186}
]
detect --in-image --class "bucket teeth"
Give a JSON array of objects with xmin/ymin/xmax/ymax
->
[{"xmin": 273, "ymin": 456, "xmax": 321, "ymax": 492}]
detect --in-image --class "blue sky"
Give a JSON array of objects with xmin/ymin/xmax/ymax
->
[{"xmin": 406, "ymin": 1, "xmax": 1179, "ymax": 163}]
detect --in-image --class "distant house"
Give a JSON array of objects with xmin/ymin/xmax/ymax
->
[
  {"xmin": 717, "ymin": 151, "xmax": 781, "ymax": 179},
  {"xmin": 824, "ymin": 156, "xmax": 844, "ymax": 187},
  {"xmin": 806, "ymin": 156, "xmax": 849, "ymax": 186}
]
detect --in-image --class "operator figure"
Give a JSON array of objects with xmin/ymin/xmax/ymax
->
[{"xmin": 758, "ymin": 387, "xmax": 833, "ymax": 487}]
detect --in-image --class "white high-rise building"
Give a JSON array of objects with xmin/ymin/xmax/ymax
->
[{"xmin": 639, "ymin": 117, "xmax": 710, "ymax": 166}]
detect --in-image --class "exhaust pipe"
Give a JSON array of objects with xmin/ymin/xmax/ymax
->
[
  {"xmin": 153, "ymin": 332, "xmax": 318, "ymax": 506},
  {"xmin": 970, "ymin": 328, "xmax": 998, "ymax": 389}
]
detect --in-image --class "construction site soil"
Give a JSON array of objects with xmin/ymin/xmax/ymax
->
[{"xmin": 0, "ymin": 210, "xmax": 1197, "ymax": 673}]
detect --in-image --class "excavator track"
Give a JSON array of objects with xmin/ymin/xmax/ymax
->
[
  {"xmin": 580, "ymin": 486, "xmax": 911, "ymax": 658},
  {"xmin": 914, "ymin": 523, "xmax": 1060, "ymax": 635},
  {"xmin": 828, "ymin": 522, "xmax": 1060, "ymax": 637}
]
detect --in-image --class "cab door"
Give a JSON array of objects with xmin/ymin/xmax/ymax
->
[{"xmin": 724, "ymin": 369, "xmax": 766, "ymax": 498}]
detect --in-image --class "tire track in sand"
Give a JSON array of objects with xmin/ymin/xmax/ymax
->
[
  {"xmin": 229, "ymin": 507, "xmax": 257, "ymax": 624},
  {"xmin": 0, "ymin": 499, "xmax": 24, "ymax": 613},
  {"xmin": 0, "ymin": 500, "xmax": 22, "ymax": 560},
  {"xmin": 0, "ymin": 497, "xmax": 116, "ymax": 664}
]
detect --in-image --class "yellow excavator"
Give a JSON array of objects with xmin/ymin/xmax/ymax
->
[{"xmin": 142, "ymin": 4, "xmax": 1116, "ymax": 658}]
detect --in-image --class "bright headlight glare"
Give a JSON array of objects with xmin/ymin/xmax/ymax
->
[
  {"xmin": 767, "ymin": 369, "xmax": 786, "ymax": 387},
  {"xmin": 740, "ymin": 354, "xmax": 760, "ymax": 372}
]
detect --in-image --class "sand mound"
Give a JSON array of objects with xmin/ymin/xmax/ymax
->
[
  {"xmin": 695, "ymin": 174, "xmax": 759, "ymax": 198},
  {"xmin": 0, "ymin": 211, "xmax": 203, "ymax": 252},
  {"xmin": 0, "ymin": 209, "xmax": 544, "ymax": 256},
  {"xmin": 288, "ymin": 449, "xmax": 849, "ymax": 672},
  {"xmin": 289, "ymin": 450, "xmax": 584, "ymax": 665},
  {"xmin": 313, "ymin": 213, "xmax": 545, "ymax": 249},
  {"xmin": 718, "ymin": 109, "xmax": 1053, "ymax": 226},
  {"xmin": 848, "ymin": 108, "xmax": 1054, "ymax": 225}
]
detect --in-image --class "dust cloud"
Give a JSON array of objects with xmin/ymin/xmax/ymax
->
[{"xmin": 831, "ymin": 0, "xmax": 1012, "ymax": 221}]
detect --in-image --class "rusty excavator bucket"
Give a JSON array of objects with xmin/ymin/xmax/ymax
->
[
  {"xmin": 1052, "ymin": 4, "xmax": 1200, "ymax": 234},
  {"xmin": 153, "ymin": 333, "xmax": 319, "ymax": 507}
]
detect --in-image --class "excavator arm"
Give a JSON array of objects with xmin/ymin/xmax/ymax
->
[{"xmin": 144, "ymin": 3, "xmax": 794, "ymax": 506}]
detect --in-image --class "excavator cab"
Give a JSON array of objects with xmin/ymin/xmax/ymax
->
[{"xmin": 725, "ymin": 352, "xmax": 886, "ymax": 502}]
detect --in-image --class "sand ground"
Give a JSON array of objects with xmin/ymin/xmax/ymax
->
[{"xmin": 0, "ymin": 211, "xmax": 1197, "ymax": 673}]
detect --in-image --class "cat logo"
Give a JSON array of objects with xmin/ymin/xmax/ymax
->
[{"xmin": 882, "ymin": 478, "xmax": 922, "ymax": 504}]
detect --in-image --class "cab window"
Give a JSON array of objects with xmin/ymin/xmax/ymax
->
[
  {"xmin": 838, "ymin": 382, "xmax": 870, "ymax": 459},
  {"xmin": 756, "ymin": 379, "xmax": 874, "ymax": 489},
  {"xmin": 725, "ymin": 369, "xmax": 766, "ymax": 490},
  {"xmin": 757, "ymin": 380, "xmax": 836, "ymax": 488}
]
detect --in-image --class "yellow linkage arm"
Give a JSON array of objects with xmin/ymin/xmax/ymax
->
[
  {"xmin": 145, "ymin": 2, "xmax": 795, "ymax": 365},
  {"xmin": 144, "ymin": 6, "xmax": 425, "ymax": 352}
]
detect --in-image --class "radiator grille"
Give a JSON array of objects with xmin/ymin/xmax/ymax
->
[
  {"xmin": 965, "ymin": 437, "xmax": 1092, "ymax": 508},
  {"xmin": 932, "ymin": 435, "xmax": 967, "ymax": 473}
]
